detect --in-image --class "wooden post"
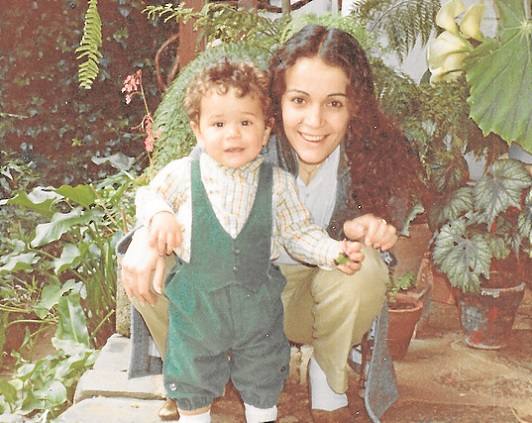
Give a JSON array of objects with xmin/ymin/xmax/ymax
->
[
  {"xmin": 178, "ymin": 0, "xmax": 204, "ymax": 68},
  {"xmin": 238, "ymin": 0, "xmax": 259, "ymax": 9}
]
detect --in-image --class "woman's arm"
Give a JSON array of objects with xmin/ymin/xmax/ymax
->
[
  {"xmin": 343, "ymin": 214, "xmax": 398, "ymax": 250},
  {"xmin": 120, "ymin": 227, "xmax": 168, "ymax": 304}
]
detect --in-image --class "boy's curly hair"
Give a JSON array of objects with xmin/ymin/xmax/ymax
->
[{"xmin": 184, "ymin": 59, "xmax": 271, "ymax": 125}]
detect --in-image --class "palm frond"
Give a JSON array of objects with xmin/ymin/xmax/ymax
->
[{"xmin": 76, "ymin": 0, "xmax": 102, "ymax": 89}]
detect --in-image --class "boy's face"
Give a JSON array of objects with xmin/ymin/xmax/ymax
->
[{"xmin": 190, "ymin": 88, "xmax": 271, "ymax": 168}]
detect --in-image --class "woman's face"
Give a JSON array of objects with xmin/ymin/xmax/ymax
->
[{"xmin": 281, "ymin": 56, "xmax": 350, "ymax": 166}]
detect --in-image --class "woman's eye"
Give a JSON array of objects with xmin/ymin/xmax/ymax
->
[
  {"xmin": 329, "ymin": 100, "xmax": 344, "ymax": 108},
  {"xmin": 291, "ymin": 97, "xmax": 305, "ymax": 105}
]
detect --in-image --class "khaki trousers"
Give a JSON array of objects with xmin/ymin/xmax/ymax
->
[{"xmin": 132, "ymin": 246, "xmax": 387, "ymax": 394}]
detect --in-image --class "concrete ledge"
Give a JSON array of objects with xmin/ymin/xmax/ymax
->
[
  {"xmin": 74, "ymin": 369, "xmax": 165, "ymax": 402},
  {"xmin": 74, "ymin": 334, "xmax": 165, "ymax": 402},
  {"xmin": 57, "ymin": 397, "xmax": 166, "ymax": 423}
]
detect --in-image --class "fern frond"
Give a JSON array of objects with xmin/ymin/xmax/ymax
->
[
  {"xmin": 144, "ymin": 4, "xmax": 195, "ymax": 24},
  {"xmin": 76, "ymin": 0, "xmax": 102, "ymax": 89},
  {"xmin": 280, "ymin": 13, "xmax": 370, "ymax": 47},
  {"xmin": 351, "ymin": 0, "xmax": 440, "ymax": 61}
]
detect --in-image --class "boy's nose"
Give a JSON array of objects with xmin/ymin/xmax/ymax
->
[{"xmin": 226, "ymin": 123, "xmax": 241, "ymax": 137}]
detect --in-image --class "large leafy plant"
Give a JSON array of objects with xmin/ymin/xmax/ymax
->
[
  {"xmin": 432, "ymin": 159, "xmax": 531, "ymax": 293},
  {"xmin": 427, "ymin": 0, "xmax": 532, "ymax": 152},
  {"xmin": 0, "ymin": 167, "xmax": 135, "ymax": 346},
  {"xmin": 0, "ymin": 285, "xmax": 96, "ymax": 420}
]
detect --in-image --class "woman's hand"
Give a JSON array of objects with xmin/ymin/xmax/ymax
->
[
  {"xmin": 335, "ymin": 240, "xmax": 364, "ymax": 275},
  {"xmin": 343, "ymin": 214, "xmax": 398, "ymax": 250},
  {"xmin": 148, "ymin": 211, "xmax": 182, "ymax": 256},
  {"xmin": 120, "ymin": 227, "xmax": 167, "ymax": 305}
]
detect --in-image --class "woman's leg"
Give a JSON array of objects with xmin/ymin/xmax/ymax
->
[
  {"xmin": 280, "ymin": 246, "xmax": 388, "ymax": 394},
  {"xmin": 130, "ymin": 295, "xmax": 169, "ymax": 358}
]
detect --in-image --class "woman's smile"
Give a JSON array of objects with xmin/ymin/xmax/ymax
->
[{"xmin": 281, "ymin": 56, "xmax": 350, "ymax": 166}]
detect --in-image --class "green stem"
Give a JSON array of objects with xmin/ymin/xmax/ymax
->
[
  {"xmin": 91, "ymin": 308, "xmax": 115, "ymax": 340},
  {"xmin": 0, "ymin": 304, "xmax": 28, "ymax": 313},
  {"xmin": 6, "ymin": 318, "xmax": 55, "ymax": 328}
]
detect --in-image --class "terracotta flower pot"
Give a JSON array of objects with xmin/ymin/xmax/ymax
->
[
  {"xmin": 387, "ymin": 294, "xmax": 424, "ymax": 360},
  {"xmin": 458, "ymin": 281, "xmax": 526, "ymax": 349}
]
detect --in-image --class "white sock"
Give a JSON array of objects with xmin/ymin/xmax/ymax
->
[
  {"xmin": 244, "ymin": 403, "xmax": 277, "ymax": 423},
  {"xmin": 177, "ymin": 409, "xmax": 211, "ymax": 423},
  {"xmin": 309, "ymin": 356, "xmax": 348, "ymax": 411}
]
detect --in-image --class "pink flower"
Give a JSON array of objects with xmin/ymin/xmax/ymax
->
[
  {"xmin": 142, "ymin": 114, "xmax": 159, "ymax": 153},
  {"xmin": 122, "ymin": 69, "xmax": 142, "ymax": 104}
]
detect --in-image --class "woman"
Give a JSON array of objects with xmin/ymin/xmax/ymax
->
[{"xmin": 121, "ymin": 25, "xmax": 404, "ymax": 422}]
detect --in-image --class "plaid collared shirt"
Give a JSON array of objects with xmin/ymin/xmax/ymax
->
[{"xmin": 136, "ymin": 152, "xmax": 340, "ymax": 266}]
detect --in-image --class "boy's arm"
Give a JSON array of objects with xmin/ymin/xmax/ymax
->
[
  {"xmin": 135, "ymin": 158, "xmax": 190, "ymax": 255},
  {"xmin": 273, "ymin": 169, "xmax": 363, "ymax": 272},
  {"xmin": 135, "ymin": 158, "xmax": 190, "ymax": 226}
]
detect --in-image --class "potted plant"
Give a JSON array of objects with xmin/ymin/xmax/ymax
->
[
  {"xmin": 386, "ymin": 269, "xmax": 425, "ymax": 360},
  {"xmin": 432, "ymin": 158, "xmax": 531, "ymax": 349}
]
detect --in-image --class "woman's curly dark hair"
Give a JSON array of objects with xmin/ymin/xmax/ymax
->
[{"xmin": 269, "ymin": 24, "xmax": 430, "ymax": 226}]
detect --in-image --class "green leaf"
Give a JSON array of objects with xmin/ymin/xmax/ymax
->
[
  {"xmin": 2, "ymin": 187, "xmax": 61, "ymax": 218},
  {"xmin": 55, "ymin": 184, "xmax": 96, "ymax": 208},
  {"xmin": 31, "ymin": 208, "xmax": 99, "ymax": 247},
  {"xmin": 486, "ymin": 233, "xmax": 510, "ymax": 260},
  {"xmin": 465, "ymin": 0, "xmax": 532, "ymax": 150},
  {"xmin": 77, "ymin": 0, "xmax": 102, "ymax": 89},
  {"xmin": 474, "ymin": 159, "xmax": 532, "ymax": 226},
  {"xmin": 433, "ymin": 219, "xmax": 492, "ymax": 292},
  {"xmin": 54, "ymin": 293, "xmax": 90, "ymax": 348},
  {"xmin": 518, "ymin": 189, "xmax": 532, "ymax": 245},
  {"xmin": 35, "ymin": 279, "xmax": 78, "ymax": 318},
  {"xmin": 0, "ymin": 379, "xmax": 17, "ymax": 406},
  {"xmin": 34, "ymin": 380, "xmax": 67, "ymax": 406},
  {"xmin": 91, "ymin": 152, "xmax": 135, "ymax": 171},
  {"xmin": 443, "ymin": 186, "xmax": 474, "ymax": 222},
  {"xmin": 399, "ymin": 202, "xmax": 425, "ymax": 236},
  {"xmin": 0, "ymin": 252, "xmax": 38, "ymax": 273},
  {"xmin": 52, "ymin": 338, "xmax": 93, "ymax": 357},
  {"xmin": 53, "ymin": 243, "xmax": 82, "ymax": 274}
]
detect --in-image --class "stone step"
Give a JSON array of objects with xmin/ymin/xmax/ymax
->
[
  {"xmin": 56, "ymin": 397, "xmax": 243, "ymax": 423},
  {"xmin": 74, "ymin": 334, "xmax": 165, "ymax": 403}
]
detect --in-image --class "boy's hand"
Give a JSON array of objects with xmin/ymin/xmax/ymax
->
[
  {"xmin": 148, "ymin": 211, "xmax": 182, "ymax": 256},
  {"xmin": 335, "ymin": 240, "xmax": 364, "ymax": 275}
]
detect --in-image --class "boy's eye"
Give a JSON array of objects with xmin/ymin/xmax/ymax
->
[
  {"xmin": 213, "ymin": 122, "xmax": 224, "ymax": 128},
  {"xmin": 241, "ymin": 120, "xmax": 252, "ymax": 126}
]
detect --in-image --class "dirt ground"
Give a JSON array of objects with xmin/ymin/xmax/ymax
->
[{"xmin": 206, "ymin": 290, "xmax": 532, "ymax": 423}]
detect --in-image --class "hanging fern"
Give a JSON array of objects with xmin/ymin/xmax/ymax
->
[
  {"xmin": 350, "ymin": 0, "xmax": 440, "ymax": 61},
  {"xmin": 144, "ymin": 3, "xmax": 282, "ymax": 52},
  {"xmin": 76, "ymin": 0, "xmax": 102, "ymax": 89}
]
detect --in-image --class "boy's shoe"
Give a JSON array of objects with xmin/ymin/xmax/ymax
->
[
  {"xmin": 158, "ymin": 398, "xmax": 179, "ymax": 420},
  {"xmin": 310, "ymin": 406, "xmax": 353, "ymax": 422}
]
